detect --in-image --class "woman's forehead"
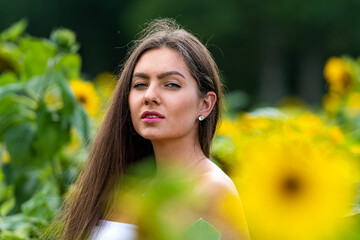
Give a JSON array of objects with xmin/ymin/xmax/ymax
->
[{"xmin": 133, "ymin": 48, "xmax": 191, "ymax": 76}]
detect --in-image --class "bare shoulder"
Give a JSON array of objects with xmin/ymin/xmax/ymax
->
[
  {"xmin": 196, "ymin": 160, "xmax": 239, "ymax": 198},
  {"xmin": 194, "ymin": 160, "xmax": 251, "ymax": 239}
]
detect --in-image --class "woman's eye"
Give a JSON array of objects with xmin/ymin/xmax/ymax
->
[
  {"xmin": 133, "ymin": 83, "xmax": 147, "ymax": 88},
  {"xmin": 166, "ymin": 83, "xmax": 181, "ymax": 88}
]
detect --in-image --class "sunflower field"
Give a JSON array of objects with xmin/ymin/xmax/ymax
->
[
  {"xmin": 212, "ymin": 55, "xmax": 360, "ymax": 239},
  {"xmin": 0, "ymin": 20, "xmax": 359, "ymax": 240}
]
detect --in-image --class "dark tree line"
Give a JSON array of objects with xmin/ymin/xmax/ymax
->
[{"xmin": 1, "ymin": 0, "xmax": 360, "ymax": 106}]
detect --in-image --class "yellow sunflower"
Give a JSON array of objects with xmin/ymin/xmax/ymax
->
[
  {"xmin": 63, "ymin": 128, "xmax": 82, "ymax": 154},
  {"xmin": 349, "ymin": 144, "xmax": 360, "ymax": 155},
  {"xmin": 70, "ymin": 79, "xmax": 100, "ymax": 117},
  {"xmin": 327, "ymin": 126, "xmax": 345, "ymax": 144},
  {"xmin": 44, "ymin": 86, "xmax": 63, "ymax": 111},
  {"xmin": 322, "ymin": 92, "xmax": 342, "ymax": 113},
  {"xmin": 238, "ymin": 113, "xmax": 273, "ymax": 134},
  {"xmin": 0, "ymin": 143, "xmax": 10, "ymax": 164},
  {"xmin": 283, "ymin": 113, "xmax": 326, "ymax": 139},
  {"xmin": 1, "ymin": 150, "xmax": 10, "ymax": 164},
  {"xmin": 233, "ymin": 133, "xmax": 359, "ymax": 240},
  {"xmin": 344, "ymin": 92, "xmax": 360, "ymax": 118},
  {"xmin": 216, "ymin": 118, "xmax": 238, "ymax": 137},
  {"xmin": 323, "ymin": 57, "xmax": 353, "ymax": 94},
  {"xmin": 94, "ymin": 72, "xmax": 117, "ymax": 100}
]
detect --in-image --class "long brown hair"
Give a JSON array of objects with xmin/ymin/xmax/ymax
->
[{"xmin": 57, "ymin": 18, "xmax": 223, "ymax": 240}]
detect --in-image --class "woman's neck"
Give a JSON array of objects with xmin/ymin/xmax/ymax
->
[{"xmin": 151, "ymin": 136, "xmax": 206, "ymax": 172}]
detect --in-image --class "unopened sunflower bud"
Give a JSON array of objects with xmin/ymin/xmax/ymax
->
[{"xmin": 50, "ymin": 28, "xmax": 79, "ymax": 52}]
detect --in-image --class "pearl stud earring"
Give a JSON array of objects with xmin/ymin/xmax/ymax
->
[{"xmin": 198, "ymin": 115, "xmax": 205, "ymax": 121}]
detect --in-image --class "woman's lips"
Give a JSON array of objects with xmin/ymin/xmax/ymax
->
[
  {"xmin": 142, "ymin": 117, "xmax": 164, "ymax": 123},
  {"xmin": 141, "ymin": 111, "xmax": 165, "ymax": 123}
]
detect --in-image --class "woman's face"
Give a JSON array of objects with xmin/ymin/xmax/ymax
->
[{"xmin": 129, "ymin": 47, "xmax": 202, "ymax": 142}]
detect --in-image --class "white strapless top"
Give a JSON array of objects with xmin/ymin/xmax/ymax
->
[{"xmin": 90, "ymin": 220, "xmax": 137, "ymax": 240}]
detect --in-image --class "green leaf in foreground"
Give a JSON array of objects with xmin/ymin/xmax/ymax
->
[
  {"xmin": 1, "ymin": 198, "xmax": 15, "ymax": 217},
  {"xmin": 0, "ymin": 19, "xmax": 28, "ymax": 42},
  {"xmin": 182, "ymin": 218, "xmax": 221, "ymax": 240}
]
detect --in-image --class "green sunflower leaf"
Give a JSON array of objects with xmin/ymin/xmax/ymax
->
[
  {"xmin": 182, "ymin": 218, "xmax": 221, "ymax": 240},
  {"xmin": 55, "ymin": 53, "xmax": 81, "ymax": 79},
  {"xmin": 0, "ymin": 19, "xmax": 28, "ymax": 42},
  {"xmin": 0, "ymin": 198, "xmax": 15, "ymax": 217}
]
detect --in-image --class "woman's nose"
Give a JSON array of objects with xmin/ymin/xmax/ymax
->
[{"xmin": 143, "ymin": 85, "xmax": 161, "ymax": 105}]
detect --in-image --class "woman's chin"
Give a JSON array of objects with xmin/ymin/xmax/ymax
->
[
  {"xmin": 139, "ymin": 132, "xmax": 164, "ymax": 141},
  {"xmin": 139, "ymin": 132, "xmax": 177, "ymax": 142}
]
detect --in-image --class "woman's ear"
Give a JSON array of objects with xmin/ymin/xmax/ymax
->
[{"xmin": 199, "ymin": 91, "xmax": 217, "ymax": 119}]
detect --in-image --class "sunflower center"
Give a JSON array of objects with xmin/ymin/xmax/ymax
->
[
  {"xmin": 281, "ymin": 175, "xmax": 301, "ymax": 197},
  {"xmin": 77, "ymin": 95, "xmax": 87, "ymax": 104}
]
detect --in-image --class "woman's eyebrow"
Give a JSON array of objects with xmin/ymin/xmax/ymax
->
[
  {"xmin": 158, "ymin": 71, "xmax": 186, "ymax": 80},
  {"xmin": 132, "ymin": 71, "xmax": 186, "ymax": 80},
  {"xmin": 132, "ymin": 72, "xmax": 149, "ymax": 79}
]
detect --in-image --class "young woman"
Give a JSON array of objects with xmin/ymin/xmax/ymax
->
[{"xmin": 58, "ymin": 18, "xmax": 249, "ymax": 240}]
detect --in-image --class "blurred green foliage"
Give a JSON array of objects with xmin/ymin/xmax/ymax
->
[
  {"xmin": 119, "ymin": 163, "xmax": 222, "ymax": 240},
  {"xmin": 0, "ymin": 19, "xmax": 89, "ymax": 239}
]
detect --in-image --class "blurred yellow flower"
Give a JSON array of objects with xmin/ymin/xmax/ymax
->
[
  {"xmin": 285, "ymin": 113, "xmax": 325, "ymax": 139},
  {"xmin": 234, "ymin": 134, "xmax": 359, "ymax": 240},
  {"xmin": 44, "ymin": 87, "xmax": 63, "ymax": 111},
  {"xmin": 322, "ymin": 92, "xmax": 342, "ymax": 113},
  {"xmin": 324, "ymin": 57, "xmax": 353, "ymax": 94},
  {"xmin": 70, "ymin": 79, "xmax": 100, "ymax": 116},
  {"xmin": 93, "ymin": 72, "xmax": 117, "ymax": 124},
  {"xmin": 64, "ymin": 128, "xmax": 82, "ymax": 154},
  {"xmin": 0, "ymin": 143, "xmax": 10, "ymax": 164},
  {"xmin": 327, "ymin": 126, "xmax": 345, "ymax": 144},
  {"xmin": 1, "ymin": 150, "xmax": 10, "ymax": 164},
  {"xmin": 217, "ymin": 118, "xmax": 238, "ymax": 137},
  {"xmin": 219, "ymin": 191, "xmax": 250, "ymax": 239},
  {"xmin": 344, "ymin": 92, "xmax": 360, "ymax": 118},
  {"xmin": 238, "ymin": 113, "xmax": 273, "ymax": 134},
  {"xmin": 349, "ymin": 144, "xmax": 360, "ymax": 155},
  {"xmin": 94, "ymin": 72, "xmax": 117, "ymax": 99}
]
